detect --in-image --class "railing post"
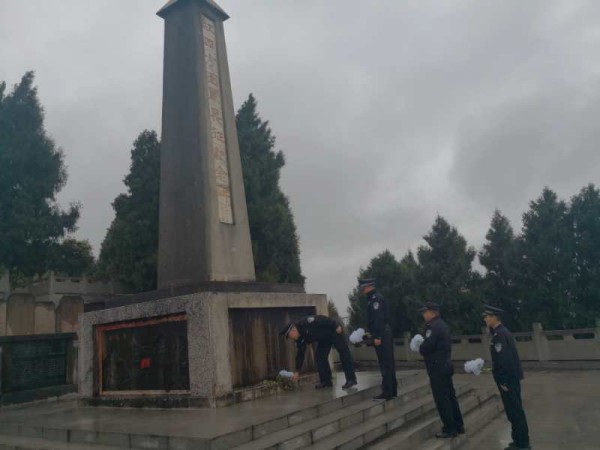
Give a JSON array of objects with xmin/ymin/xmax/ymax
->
[
  {"xmin": 532, "ymin": 322, "xmax": 550, "ymax": 361},
  {"xmin": 403, "ymin": 332, "xmax": 413, "ymax": 361},
  {"xmin": 69, "ymin": 337, "xmax": 79, "ymax": 386},
  {"xmin": 481, "ymin": 326, "xmax": 491, "ymax": 351}
]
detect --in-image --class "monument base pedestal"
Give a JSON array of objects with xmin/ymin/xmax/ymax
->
[{"xmin": 78, "ymin": 291, "xmax": 327, "ymax": 407}]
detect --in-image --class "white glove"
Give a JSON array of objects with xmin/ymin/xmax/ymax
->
[
  {"xmin": 279, "ymin": 370, "xmax": 294, "ymax": 379},
  {"xmin": 349, "ymin": 328, "xmax": 366, "ymax": 344},
  {"xmin": 464, "ymin": 358, "xmax": 485, "ymax": 376},
  {"xmin": 410, "ymin": 334, "xmax": 424, "ymax": 352}
]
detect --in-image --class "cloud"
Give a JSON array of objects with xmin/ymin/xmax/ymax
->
[{"xmin": 2, "ymin": 0, "xmax": 600, "ymax": 315}]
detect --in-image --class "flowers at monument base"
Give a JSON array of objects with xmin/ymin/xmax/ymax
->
[
  {"xmin": 276, "ymin": 371, "xmax": 298, "ymax": 391},
  {"xmin": 278, "ymin": 370, "xmax": 294, "ymax": 379}
]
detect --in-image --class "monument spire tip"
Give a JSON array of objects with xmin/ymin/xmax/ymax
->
[{"xmin": 157, "ymin": 0, "xmax": 229, "ymax": 20}]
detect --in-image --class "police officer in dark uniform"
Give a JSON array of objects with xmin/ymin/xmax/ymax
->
[
  {"xmin": 483, "ymin": 305, "xmax": 531, "ymax": 450},
  {"xmin": 418, "ymin": 302, "xmax": 464, "ymax": 438},
  {"xmin": 359, "ymin": 278, "xmax": 397, "ymax": 400},
  {"xmin": 280, "ymin": 315, "xmax": 358, "ymax": 389}
]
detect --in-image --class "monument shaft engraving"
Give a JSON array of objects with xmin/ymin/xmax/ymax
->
[
  {"xmin": 157, "ymin": 0, "xmax": 255, "ymax": 287},
  {"xmin": 202, "ymin": 15, "xmax": 234, "ymax": 224}
]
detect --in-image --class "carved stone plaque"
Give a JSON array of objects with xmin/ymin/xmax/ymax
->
[
  {"xmin": 97, "ymin": 315, "xmax": 189, "ymax": 393},
  {"xmin": 202, "ymin": 15, "xmax": 234, "ymax": 224}
]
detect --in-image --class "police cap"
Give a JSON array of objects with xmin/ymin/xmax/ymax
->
[
  {"xmin": 482, "ymin": 304, "xmax": 504, "ymax": 317},
  {"xmin": 358, "ymin": 278, "xmax": 376, "ymax": 288},
  {"xmin": 279, "ymin": 321, "xmax": 295, "ymax": 338},
  {"xmin": 417, "ymin": 302, "xmax": 440, "ymax": 312}
]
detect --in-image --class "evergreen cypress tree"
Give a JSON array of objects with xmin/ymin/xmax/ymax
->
[
  {"xmin": 236, "ymin": 94, "xmax": 304, "ymax": 284},
  {"xmin": 0, "ymin": 72, "xmax": 80, "ymax": 286},
  {"xmin": 570, "ymin": 184, "xmax": 600, "ymax": 324},
  {"xmin": 417, "ymin": 216, "xmax": 482, "ymax": 334},
  {"xmin": 515, "ymin": 188, "xmax": 575, "ymax": 329},
  {"xmin": 48, "ymin": 238, "xmax": 95, "ymax": 277},
  {"xmin": 479, "ymin": 210, "xmax": 520, "ymax": 329},
  {"xmin": 347, "ymin": 250, "xmax": 404, "ymax": 334},
  {"xmin": 97, "ymin": 130, "xmax": 161, "ymax": 292}
]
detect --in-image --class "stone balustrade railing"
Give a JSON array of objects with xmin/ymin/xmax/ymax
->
[{"xmin": 349, "ymin": 319, "xmax": 600, "ymax": 363}]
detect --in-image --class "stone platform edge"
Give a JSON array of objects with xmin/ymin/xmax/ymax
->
[
  {"xmin": 80, "ymin": 373, "xmax": 321, "ymax": 408},
  {"xmin": 86, "ymin": 281, "xmax": 306, "ymax": 312},
  {"xmin": 78, "ymin": 291, "xmax": 328, "ymax": 406}
]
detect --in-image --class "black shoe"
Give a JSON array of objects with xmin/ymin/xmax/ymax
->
[
  {"xmin": 314, "ymin": 381, "xmax": 333, "ymax": 389},
  {"xmin": 372, "ymin": 393, "xmax": 393, "ymax": 401},
  {"xmin": 435, "ymin": 431, "xmax": 458, "ymax": 439},
  {"xmin": 342, "ymin": 379, "xmax": 358, "ymax": 389},
  {"xmin": 505, "ymin": 445, "xmax": 531, "ymax": 450},
  {"xmin": 457, "ymin": 427, "xmax": 465, "ymax": 434}
]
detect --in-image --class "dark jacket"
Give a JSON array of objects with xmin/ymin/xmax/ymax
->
[
  {"xmin": 419, "ymin": 316, "xmax": 453, "ymax": 375},
  {"xmin": 490, "ymin": 323, "xmax": 523, "ymax": 385},
  {"xmin": 294, "ymin": 315, "xmax": 339, "ymax": 371},
  {"xmin": 366, "ymin": 291, "xmax": 390, "ymax": 340}
]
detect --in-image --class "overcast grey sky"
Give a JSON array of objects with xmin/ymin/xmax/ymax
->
[{"xmin": 2, "ymin": 1, "xmax": 600, "ymax": 314}]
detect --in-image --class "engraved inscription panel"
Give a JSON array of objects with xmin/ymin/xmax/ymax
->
[
  {"xmin": 202, "ymin": 16, "xmax": 234, "ymax": 224},
  {"xmin": 97, "ymin": 316, "xmax": 189, "ymax": 393}
]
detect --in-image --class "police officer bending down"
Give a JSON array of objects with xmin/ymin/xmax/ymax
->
[
  {"xmin": 483, "ymin": 305, "xmax": 531, "ymax": 450},
  {"xmin": 280, "ymin": 315, "xmax": 357, "ymax": 389},
  {"xmin": 418, "ymin": 302, "xmax": 464, "ymax": 439},
  {"xmin": 359, "ymin": 278, "xmax": 397, "ymax": 400}
]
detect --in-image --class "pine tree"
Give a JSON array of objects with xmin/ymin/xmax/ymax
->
[
  {"xmin": 97, "ymin": 130, "xmax": 161, "ymax": 292},
  {"xmin": 236, "ymin": 94, "xmax": 304, "ymax": 284},
  {"xmin": 569, "ymin": 184, "xmax": 600, "ymax": 325},
  {"xmin": 397, "ymin": 251, "xmax": 422, "ymax": 334},
  {"xmin": 347, "ymin": 250, "xmax": 404, "ymax": 335},
  {"xmin": 0, "ymin": 72, "xmax": 80, "ymax": 286},
  {"xmin": 479, "ymin": 210, "xmax": 520, "ymax": 329},
  {"xmin": 48, "ymin": 238, "xmax": 95, "ymax": 277},
  {"xmin": 417, "ymin": 216, "xmax": 482, "ymax": 334},
  {"xmin": 515, "ymin": 188, "xmax": 576, "ymax": 329}
]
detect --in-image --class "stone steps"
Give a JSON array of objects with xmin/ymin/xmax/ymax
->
[
  {"xmin": 0, "ymin": 422, "xmax": 209, "ymax": 450},
  {"xmin": 0, "ymin": 373, "xmax": 424, "ymax": 450},
  {"xmin": 302, "ymin": 383, "xmax": 474, "ymax": 450},
  {"xmin": 228, "ymin": 379, "xmax": 433, "ymax": 450},
  {"xmin": 0, "ymin": 371, "xmax": 504, "ymax": 450},
  {"xmin": 209, "ymin": 371, "xmax": 423, "ymax": 450},
  {"xmin": 413, "ymin": 389, "xmax": 504, "ymax": 450},
  {"xmin": 365, "ymin": 388, "xmax": 502, "ymax": 450},
  {"xmin": 0, "ymin": 434, "xmax": 124, "ymax": 450}
]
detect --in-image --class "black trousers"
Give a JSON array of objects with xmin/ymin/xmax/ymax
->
[
  {"xmin": 497, "ymin": 380, "xmax": 530, "ymax": 448},
  {"xmin": 314, "ymin": 333, "xmax": 357, "ymax": 383},
  {"xmin": 428, "ymin": 366, "xmax": 464, "ymax": 433},
  {"xmin": 374, "ymin": 326, "xmax": 397, "ymax": 397}
]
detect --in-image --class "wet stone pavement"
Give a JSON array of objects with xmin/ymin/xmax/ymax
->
[
  {"xmin": 0, "ymin": 370, "xmax": 597, "ymax": 449},
  {"xmin": 0, "ymin": 371, "xmax": 404, "ymax": 442},
  {"xmin": 456, "ymin": 370, "xmax": 600, "ymax": 450}
]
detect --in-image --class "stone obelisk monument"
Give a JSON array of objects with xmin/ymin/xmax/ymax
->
[
  {"xmin": 157, "ymin": 0, "xmax": 255, "ymax": 287},
  {"xmin": 78, "ymin": 0, "xmax": 326, "ymax": 408}
]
